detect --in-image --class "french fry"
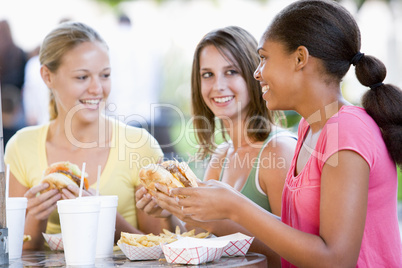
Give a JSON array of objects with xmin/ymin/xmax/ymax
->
[
  {"xmin": 23, "ymin": 234, "xmax": 31, "ymax": 243},
  {"xmin": 130, "ymin": 240, "xmax": 145, "ymax": 247},
  {"xmin": 143, "ymin": 235, "xmax": 159, "ymax": 242},
  {"xmin": 195, "ymin": 232, "xmax": 210, "ymax": 238},
  {"xmin": 181, "ymin": 229, "xmax": 195, "ymax": 237},
  {"xmin": 162, "ymin": 229, "xmax": 174, "ymax": 236}
]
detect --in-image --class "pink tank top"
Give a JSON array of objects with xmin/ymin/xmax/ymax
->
[{"xmin": 281, "ymin": 106, "xmax": 402, "ymax": 267}]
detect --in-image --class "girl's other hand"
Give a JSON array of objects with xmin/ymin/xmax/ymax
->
[
  {"xmin": 151, "ymin": 186, "xmax": 185, "ymax": 220},
  {"xmin": 167, "ymin": 180, "xmax": 241, "ymax": 222},
  {"xmin": 24, "ymin": 183, "xmax": 61, "ymax": 220},
  {"xmin": 61, "ymin": 184, "xmax": 94, "ymax": 199},
  {"xmin": 135, "ymin": 186, "xmax": 171, "ymax": 218}
]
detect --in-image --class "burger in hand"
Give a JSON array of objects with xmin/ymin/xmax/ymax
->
[
  {"xmin": 139, "ymin": 160, "xmax": 198, "ymax": 196},
  {"xmin": 40, "ymin": 161, "xmax": 89, "ymax": 194}
]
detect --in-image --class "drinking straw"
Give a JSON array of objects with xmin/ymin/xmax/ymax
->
[
  {"xmin": 5, "ymin": 164, "xmax": 10, "ymax": 199},
  {"xmin": 96, "ymin": 165, "xmax": 101, "ymax": 196},
  {"xmin": 78, "ymin": 162, "xmax": 86, "ymax": 198}
]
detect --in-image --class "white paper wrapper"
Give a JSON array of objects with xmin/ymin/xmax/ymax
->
[
  {"xmin": 211, "ymin": 233, "xmax": 254, "ymax": 256},
  {"xmin": 42, "ymin": 233, "xmax": 64, "ymax": 251},
  {"xmin": 118, "ymin": 242, "xmax": 163, "ymax": 260},
  {"xmin": 161, "ymin": 237, "xmax": 227, "ymax": 265}
]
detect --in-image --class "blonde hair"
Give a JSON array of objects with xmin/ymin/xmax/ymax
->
[{"xmin": 39, "ymin": 21, "xmax": 108, "ymax": 120}]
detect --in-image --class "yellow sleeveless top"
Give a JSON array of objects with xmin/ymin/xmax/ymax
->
[{"xmin": 4, "ymin": 118, "xmax": 163, "ymax": 234}]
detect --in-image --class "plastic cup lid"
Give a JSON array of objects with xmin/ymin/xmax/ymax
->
[
  {"xmin": 57, "ymin": 198, "xmax": 101, "ymax": 213},
  {"xmin": 81, "ymin": 195, "xmax": 118, "ymax": 208},
  {"xmin": 6, "ymin": 197, "xmax": 28, "ymax": 210}
]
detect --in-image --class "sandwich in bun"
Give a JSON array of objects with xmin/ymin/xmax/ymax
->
[
  {"xmin": 139, "ymin": 160, "xmax": 198, "ymax": 195},
  {"xmin": 40, "ymin": 161, "xmax": 89, "ymax": 193}
]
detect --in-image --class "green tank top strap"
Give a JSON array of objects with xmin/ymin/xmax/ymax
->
[
  {"xmin": 240, "ymin": 130, "xmax": 279, "ymax": 212},
  {"xmin": 218, "ymin": 128, "xmax": 288, "ymax": 212}
]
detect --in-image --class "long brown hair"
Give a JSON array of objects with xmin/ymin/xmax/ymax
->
[
  {"xmin": 191, "ymin": 26, "xmax": 281, "ymax": 159},
  {"xmin": 263, "ymin": 0, "xmax": 402, "ymax": 166},
  {"xmin": 39, "ymin": 21, "xmax": 108, "ymax": 120}
]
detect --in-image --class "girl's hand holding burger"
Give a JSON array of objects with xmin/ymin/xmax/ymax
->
[
  {"xmin": 24, "ymin": 183, "xmax": 61, "ymax": 221},
  {"xmin": 135, "ymin": 186, "xmax": 172, "ymax": 218},
  {"xmin": 152, "ymin": 180, "xmax": 242, "ymax": 223},
  {"xmin": 61, "ymin": 184, "xmax": 95, "ymax": 199},
  {"xmin": 40, "ymin": 161, "xmax": 95, "ymax": 199},
  {"xmin": 136, "ymin": 160, "xmax": 200, "ymax": 220}
]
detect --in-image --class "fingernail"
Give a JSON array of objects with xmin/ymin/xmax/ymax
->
[
  {"xmin": 67, "ymin": 184, "xmax": 74, "ymax": 190},
  {"xmin": 175, "ymin": 196, "xmax": 179, "ymax": 202}
]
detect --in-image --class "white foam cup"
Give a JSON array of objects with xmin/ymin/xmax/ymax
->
[
  {"xmin": 82, "ymin": 195, "xmax": 118, "ymax": 258},
  {"xmin": 6, "ymin": 197, "xmax": 28, "ymax": 259},
  {"xmin": 57, "ymin": 198, "xmax": 101, "ymax": 266}
]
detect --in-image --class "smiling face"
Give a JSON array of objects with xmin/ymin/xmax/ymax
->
[
  {"xmin": 199, "ymin": 45, "xmax": 250, "ymax": 122},
  {"xmin": 254, "ymin": 39, "xmax": 299, "ymax": 111},
  {"xmin": 44, "ymin": 41, "xmax": 111, "ymax": 123}
]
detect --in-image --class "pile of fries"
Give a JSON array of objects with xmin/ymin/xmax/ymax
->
[
  {"xmin": 163, "ymin": 226, "xmax": 210, "ymax": 239},
  {"xmin": 118, "ymin": 226, "xmax": 209, "ymax": 248}
]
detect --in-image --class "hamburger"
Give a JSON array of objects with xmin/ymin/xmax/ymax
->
[
  {"xmin": 40, "ymin": 161, "xmax": 89, "ymax": 193},
  {"xmin": 139, "ymin": 160, "xmax": 198, "ymax": 195}
]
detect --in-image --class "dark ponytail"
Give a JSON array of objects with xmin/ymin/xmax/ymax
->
[
  {"xmin": 264, "ymin": 0, "xmax": 402, "ymax": 167},
  {"xmin": 353, "ymin": 55, "xmax": 402, "ymax": 167}
]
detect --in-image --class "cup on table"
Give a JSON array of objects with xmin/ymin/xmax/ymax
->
[
  {"xmin": 6, "ymin": 197, "xmax": 28, "ymax": 259},
  {"xmin": 82, "ymin": 195, "xmax": 118, "ymax": 258},
  {"xmin": 57, "ymin": 198, "xmax": 101, "ymax": 266}
]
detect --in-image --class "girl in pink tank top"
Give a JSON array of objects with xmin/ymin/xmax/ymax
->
[{"xmin": 149, "ymin": 1, "xmax": 402, "ymax": 267}]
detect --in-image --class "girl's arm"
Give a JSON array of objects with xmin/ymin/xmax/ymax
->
[
  {"xmin": 169, "ymin": 150, "xmax": 369, "ymax": 267},
  {"xmin": 258, "ymin": 135, "xmax": 296, "ymax": 216},
  {"xmin": 191, "ymin": 139, "xmax": 293, "ymax": 267}
]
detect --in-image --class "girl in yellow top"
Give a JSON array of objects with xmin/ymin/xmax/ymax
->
[{"xmin": 5, "ymin": 21, "xmax": 163, "ymax": 250}]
